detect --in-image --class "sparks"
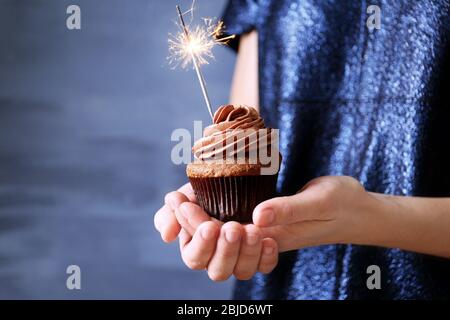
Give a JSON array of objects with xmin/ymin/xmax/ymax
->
[
  {"xmin": 168, "ymin": 15, "xmax": 235, "ymax": 69},
  {"xmin": 167, "ymin": 3, "xmax": 236, "ymax": 120}
]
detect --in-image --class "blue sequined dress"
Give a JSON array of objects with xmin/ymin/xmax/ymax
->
[{"xmin": 222, "ymin": 0, "xmax": 450, "ymax": 299}]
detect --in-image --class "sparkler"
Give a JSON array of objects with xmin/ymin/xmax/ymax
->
[{"xmin": 168, "ymin": 4, "xmax": 235, "ymax": 121}]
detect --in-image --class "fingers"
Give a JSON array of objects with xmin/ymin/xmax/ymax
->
[
  {"xmin": 154, "ymin": 183, "xmax": 198, "ymax": 243},
  {"xmin": 253, "ymin": 196, "xmax": 293, "ymax": 227},
  {"xmin": 207, "ymin": 222, "xmax": 243, "ymax": 281},
  {"xmin": 253, "ymin": 193, "xmax": 319, "ymax": 227},
  {"xmin": 158, "ymin": 185, "xmax": 280, "ymax": 280},
  {"xmin": 164, "ymin": 189, "xmax": 195, "ymax": 236},
  {"xmin": 258, "ymin": 238, "xmax": 278, "ymax": 274},
  {"xmin": 166, "ymin": 188, "xmax": 213, "ymax": 236},
  {"xmin": 165, "ymin": 190, "xmax": 190, "ymax": 210},
  {"xmin": 165, "ymin": 191, "xmax": 194, "ymax": 234},
  {"xmin": 154, "ymin": 204, "xmax": 180, "ymax": 243},
  {"xmin": 176, "ymin": 202, "xmax": 213, "ymax": 236},
  {"xmin": 233, "ymin": 224, "xmax": 262, "ymax": 280},
  {"xmin": 179, "ymin": 221, "xmax": 279, "ymax": 280},
  {"xmin": 178, "ymin": 183, "xmax": 198, "ymax": 203},
  {"xmin": 179, "ymin": 221, "xmax": 220, "ymax": 270}
]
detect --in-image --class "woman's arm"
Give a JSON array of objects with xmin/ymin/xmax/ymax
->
[
  {"xmin": 229, "ymin": 31, "xmax": 259, "ymax": 108},
  {"xmin": 253, "ymin": 176, "xmax": 450, "ymax": 259},
  {"xmin": 366, "ymin": 192, "xmax": 450, "ymax": 258}
]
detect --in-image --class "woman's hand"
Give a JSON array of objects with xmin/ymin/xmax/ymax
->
[
  {"xmin": 255, "ymin": 175, "xmax": 450, "ymax": 258},
  {"xmin": 155, "ymin": 176, "xmax": 450, "ymax": 281},
  {"xmin": 253, "ymin": 176, "xmax": 373, "ymax": 251},
  {"xmin": 154, "ymin": 176, "xmax": 370, "ymax": 281},
  {"xmin": 172, "ymin": 176, "xmax": 373, "ymax": 255},
  {"xmin": 154, "ymin": 183, "xmax": 278, "ymax": 281}
]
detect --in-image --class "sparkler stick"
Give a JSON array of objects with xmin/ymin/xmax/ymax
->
[{"xmin": 176, "ymin": 5, "xmax": 214, "ymax": 120}]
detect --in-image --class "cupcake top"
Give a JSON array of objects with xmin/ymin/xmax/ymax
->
[{"xmin": 192, "ymin": 105, "xmax": 272, "ymax": 163}]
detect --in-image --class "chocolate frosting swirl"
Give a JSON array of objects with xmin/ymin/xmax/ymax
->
[{"xmin": 193, "ymin": 105, "xmax": 272, "ymax": 162}]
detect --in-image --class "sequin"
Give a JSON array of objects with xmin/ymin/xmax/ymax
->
[{"xmin": 222, "ymin": 0, "xmax": 450, "ymax": 299}]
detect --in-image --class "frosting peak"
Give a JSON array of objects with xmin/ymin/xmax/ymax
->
[
  {"xmin": 203, "ymin": 105, "xmax": 265, "ymax": 137},
  {"xmin": 193, "ymin": 105, "xmax": 271, "ymax": 162},
  {"xmin": 213, "ymin": 105, "xmax": 264, "ymax": 126}
]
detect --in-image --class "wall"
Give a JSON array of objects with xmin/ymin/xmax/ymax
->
[{"xmin": 0, "ymin": 0, "xmax": 235, "ymax": 299}]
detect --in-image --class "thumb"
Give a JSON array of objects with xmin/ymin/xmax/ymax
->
[{"xmin": 253, "ymin": 191, "xmax": 320, "ymax": 227}]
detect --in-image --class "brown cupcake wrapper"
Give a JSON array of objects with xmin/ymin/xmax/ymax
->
[{"xmin": 189, "ymin": 175, "xmax": 278, "ymax": 223}]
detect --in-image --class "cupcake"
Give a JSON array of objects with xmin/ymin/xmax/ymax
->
[{"xmin": 187, "ymin": 105, "xmax": 280, "ymax": 222}]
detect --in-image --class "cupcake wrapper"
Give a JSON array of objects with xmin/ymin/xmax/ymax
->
[{"xmin": 189, "ymin": 175, "xmax": 278, "ymax": 223}]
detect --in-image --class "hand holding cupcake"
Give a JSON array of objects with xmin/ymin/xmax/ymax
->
[
  {"xmin": 154, "ymin": 105, "xmax": 281, "ymax": 281},
  {"xmin": 161, "ymin": 182, "xmax": 279, "ymax": 281},
  {"xmin": 188, "ymin": 105, "xmax": 281, "ymax": 222}
]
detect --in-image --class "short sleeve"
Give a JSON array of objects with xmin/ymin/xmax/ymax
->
[{"xmin": 221, "ymin": 0, "xmax": 260, "ymax": 51}]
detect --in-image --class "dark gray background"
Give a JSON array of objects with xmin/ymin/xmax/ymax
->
[{"xmin": 0, "ymin": 0, "xmax": 236, "ymax": 299}]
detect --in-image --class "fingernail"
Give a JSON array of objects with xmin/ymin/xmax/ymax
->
[
  {"xmin": 201, "ymin": 226, "xmax": 216, "ymax": 240},
  {"xmin": 225, "ymin": 229, "xmax": 241, "ymax": 243},
  {"xmin": 260, "ymin": 209, "xmax": 274, "ymax": 225},
  {"xmin": 263, "ymin": 246, "xmax": 274, "ymax": 255},
  {"xmin": 246, "ymin": 233, "xmax": 259, "ymax": 246}
]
